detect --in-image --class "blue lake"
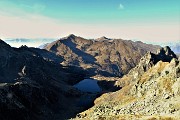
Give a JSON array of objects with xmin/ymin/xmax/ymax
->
[{"xmin": 73, "ymin": 79, "xmax": 101, "ymax": 93}]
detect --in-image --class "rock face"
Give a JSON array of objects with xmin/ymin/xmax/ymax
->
[
  {"xmin": 76, "ymin": 47, "xmax": 180, "ymax": 120},
  {"xmin": 44, "ymin": 34, "xmax": 160, "ymax": 77},
  {"xmin": 0, "ymin": 40, "xmax": 87, "ymax": 120}
]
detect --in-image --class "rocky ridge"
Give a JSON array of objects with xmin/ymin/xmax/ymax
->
[{"xmin": 76, "ymin": 47, "xmax": 180, "ymax": 120}]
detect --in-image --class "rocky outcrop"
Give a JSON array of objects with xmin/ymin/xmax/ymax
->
[
  {"xmin": 76, "ymin": 47, "xmax": 180, "ymax": 120},
  {"xmin": 44, "ymin": 34, "xmax": 160, "ymax": 77},
  {"xmin": 125, "ymin": 46, "xmax": 177, "ymax": 81}
]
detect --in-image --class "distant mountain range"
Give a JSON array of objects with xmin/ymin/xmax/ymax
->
[
  {"xmin": 4, "ymin": 37, "xmax": 180, "ymax": 56},
  {"xmin": 3, "ymin": 36, "xmax": 179, "ymax": 74},
  {"xmin": 4, "ymin": 38, "xmax": 55, "ymax": 48},
  {"xmin": 170, "ymin": 43, "xmax": 180, "ymax": 55},
  {"xmin": 43, "ymin": 34, "xmax": 160, "ymax": 77}
]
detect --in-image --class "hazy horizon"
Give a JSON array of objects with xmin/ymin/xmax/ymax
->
[
  {"xmin": 0, "ymin": 0, "xmax": 180, "ymax": 44},
  {"xmin": 2, "ymin": 35, "xmax": 180, "ymax": 48}
]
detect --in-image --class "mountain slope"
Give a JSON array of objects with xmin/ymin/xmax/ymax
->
[
  {"xmin": 44, "ymin": 34, "xmax": 160, "ymax": 77},
  {"xmin": 0, "ymin": 40, "xmax": 87, "ymax": 120},
  {"xmin": 77, "ymin": 47, "xmax": 180, "ymax": 120}
]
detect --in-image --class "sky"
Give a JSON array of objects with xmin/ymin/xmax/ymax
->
[{"xmin": 0, "ymin": 0, "xmax": 180, "ymax": 44}]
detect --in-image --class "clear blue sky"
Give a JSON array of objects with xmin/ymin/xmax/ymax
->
[{"xmin": 0, "ymin": 0, "xmax": 179, "ymax": 43}]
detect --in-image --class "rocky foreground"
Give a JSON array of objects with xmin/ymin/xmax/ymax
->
[{"xmin": 76, "ymin": 47, "xmax": 180, "ymax": 120}]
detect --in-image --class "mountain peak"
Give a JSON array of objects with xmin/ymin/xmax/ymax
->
[
  {"xmin": 67, "ymin": 34, "xmax": 77, "ymax": 38},
  {"xmin": 96, "ymin": 36, "xmax": 110, "ymax": 41},
  {"xmin": 100, "ymin": 36, "xmax": 108, "ymax": 39},
  {"xmin": 157, "ymin": 46, "xmax": 177, "ymax": 58}
]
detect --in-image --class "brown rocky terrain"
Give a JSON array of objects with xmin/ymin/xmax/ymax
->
[
  {"xmin": 44, "ymin": 34, "xmax": 160, "ymax": 77},
  {"xmin": 76, "ymin": 47, "xmax": 180, "ymax": 120}
]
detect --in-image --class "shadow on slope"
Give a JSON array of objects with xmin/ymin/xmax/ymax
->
[{"xmin": 61, "ymin": 37, "xmax": 97, "ymax": 64}]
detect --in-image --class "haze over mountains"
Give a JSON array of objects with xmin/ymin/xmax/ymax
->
[
  {"xmin": 4, "ymin": 38, "xmax": 55, "ymax": 48},
  {"xmin": 4, "ymin": 36, "xmax": 180, "ymax": 56},
  {"xmin": 170, "ymin": 43, "xmax": 180, "ymax": 56}
]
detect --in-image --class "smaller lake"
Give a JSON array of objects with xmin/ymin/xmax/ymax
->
[{"xmin": 73, "ymin": 79, "xmax": 101, "ymax": 93}]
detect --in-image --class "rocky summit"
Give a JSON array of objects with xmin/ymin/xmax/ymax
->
[
  {"xmin": 44, "ymin": 34, "xmax": 160, "ymax": 77},
  {"xmin": 76, "ymin": 47, "xmax": 180, "ymax": 120}
]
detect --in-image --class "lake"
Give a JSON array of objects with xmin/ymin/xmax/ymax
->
[{"xmin": 73, "ymin": 79, "xmax": 101, "ymax": 93}]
